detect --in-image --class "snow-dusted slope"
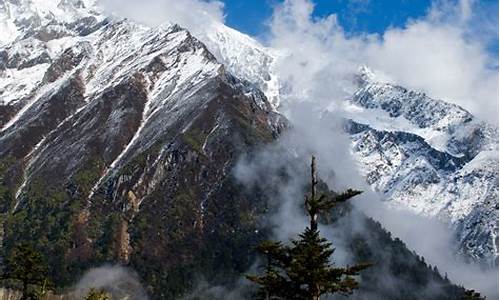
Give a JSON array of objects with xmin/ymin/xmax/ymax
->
[
  {"xmin": 0, "ymin": 0, "xmax": 497, "ymax": 267},
  {"xmin": 0, "ymin": 0, "xmax": 106, "ymax": 128},
  {"xmin": 344, "ymin": 68, "xmax": 499, "ymax": 264},
  {"xmin": 164, "ymin": 20, "xmax": 281, "ymax": 109},
  {"xmin": 0, "ymin": 0, "xmax": 102, "ymax": 47},
  {"xmin": 200, "ymin": 22, "xmax": 281, "ymax": 108},
  {"xmin": 0, "ymin": 0, "xmax": 280, "ymax": 110},
  {"xmin": 0, "ymin": 2, "xmax": 284, "ymax": 295}
]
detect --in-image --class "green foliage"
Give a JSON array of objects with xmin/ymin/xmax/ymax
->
[
  {"xmin": 247, "ymin": 156, "xmax": 370, "ymax": 300},
  {"xmin": 182, "ymin": 128, "xmax": 206, "ymax": 154},
  {"xmin": 73, "ymin": 160, "xmax": 104, "ymax": 194},
  {"xmin": 3, "ymin": 171, "xmax": 95, "ymax": 287},
  {"xmin": 2, "ymin": 244, "xmax": 50, "ymax": 300},
  {"xmin": 0, "ymin": 156, "xmax": 17, "ymax": 212},
  {"xmin": 85, "ymin": 288, "xmax": 111, "ymax": 300},
  {"xmin": 462, "ymin": 290, "xmax": 485, "ymax": 300}
]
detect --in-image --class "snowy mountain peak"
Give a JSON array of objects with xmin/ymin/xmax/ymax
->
[
  {"xmin": 345, "ymin": 74, "xmax": 498, "ymax": 264},
  {"xmin": 1, "ymin": 0, "xmax": 282, "ymax": 110},
  {"xmin": 357, "ymin": 65, "xmax": 377, "ymax": 83},
  {"xmin": 0, "ymin": 0, "xmax": 497, "ymax": 268},
  {"xmin": 0, "ymin": 0, "xmax": 101, "ymax": 46},
  {"xmin": 198, "ymin": 22, "xmax": 281, "ymax": 109}
]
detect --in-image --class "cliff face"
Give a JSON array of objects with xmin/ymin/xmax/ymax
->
[
  {"xmin": 0, "ymin": 1, "xmax": 493, "ymax": 299},
  {"xmin": 0, "ymin": 2, "xmax": 284, "ymax": 296},
  {"xmin": 343, "ymin": 70, "xmax": 498, "ymax": 264}
]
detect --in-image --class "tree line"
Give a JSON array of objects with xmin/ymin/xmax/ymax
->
[{"xmin": 0, "ymin": 156, "xmax": 486, "ymax": 300}]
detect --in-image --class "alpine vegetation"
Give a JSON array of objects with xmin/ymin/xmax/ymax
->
[
  {"xmin": 0, "ymin": 0, "xmax": 497, "ymax": 299},
  {"xmin": 247, "ymin": 156, "xmax": 371, "ymax": 300}
]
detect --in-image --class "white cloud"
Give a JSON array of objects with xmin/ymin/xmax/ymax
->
[
  {"xmin": 264, "ymin": 0, "xmax": 499, "ymax": 296},
  {"xmin": 268, "ymin": 0, "xmax": 499, "ymax": 124},
  {"xmin": 269, "ymin": 0, "xmax": 369, "ymax": 112},
  {"xmin": 99, "ymin": 0, "xmax": 498, "ymax": 124},
  {"xmin": 366, "ymin": 0, "xmax": 499, "ymax": 124},
  {"xmin": 100, "ymin": 0, "xmax": 225, "ymax": 33}
]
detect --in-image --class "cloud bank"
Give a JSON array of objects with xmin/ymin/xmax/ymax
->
[
  {"xmin": 264, "ymin": 1, "xmax": 499, "ymax": 296},
  {"xmin": 98, "ymin": 0, "xmax": 498, "ymax": 297},
  {"xmin": 101, "ymin": 0, "xmax": 225, "ymax": 33},
  {"xmin": 268, "ymin": 0, "xmax": 499, "ymax": 124},
  {"xmin": 71, "ymin": 265, "xmax": 149, "ymax": 300},
  {"xmin": 100, "ymin": 0, "xmax": 498, "ymax": 123}
]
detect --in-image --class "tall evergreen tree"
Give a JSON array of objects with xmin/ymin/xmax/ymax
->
[
  {"xmin": 2, "ymin": 244, "xmax": 49, "ymax": 300},
  {"xmin": 462, "ymin": 289, "xmax": 485, "ymax": 300},
  {"xmin": 247, "ymin": 156, "xmax": 371, "ymax": 300},
  {"xmin": 85, "ymin": 288, "xmax": 111, "ymax": 300}
]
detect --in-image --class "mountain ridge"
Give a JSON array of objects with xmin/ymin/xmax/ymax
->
[
  {"xmin": 341, "ymin": 69, "xmax": 498, "ymax": 264},
  {"xmin": 0, "ymin": 0, "xmax": 497, "ymax": 298}
]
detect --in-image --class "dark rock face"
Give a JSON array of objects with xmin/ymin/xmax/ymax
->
[
  {"xmin": 3, "ymin": 73, "xmax": 281, "ymax": 298},
  {"xmin": 0, "ymin": 16, "xmax": 284, "ymax": 297},
  {"xmin": 0, "ymin": 73, "xmax": 86, "ymax": 208},
  {"xmin": 0, "ymin": 74, "xmax": 86, "ymax": 158},
  {"xmin": 117, "ymin": 76, "xmax": 280, "ymax": 297},
  {"xmin": 0, "ymin": 105, "xmax": 16, "ymax": 128},
  {"xmin": 1, "ymin": 41, "xmax": 51, "ymax": 71},
  {"xmin": 346, "ymin": 74, "xmax": 498, "ymax": 265},
  {"xmin": 0, "ymin": 2, "xmax": 483, "ymax": 299},
  {"xmin": 25, "ymin": 74, "xmax": 148, "ymax": 184},
  {"xmin": 42, "ymin": 46, "xmax": 88, "ymax": 83}
]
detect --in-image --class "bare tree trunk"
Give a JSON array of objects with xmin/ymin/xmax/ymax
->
[
  {"xmin": 310, "ymin": 155, "xmax": 318, "ymax": 231},
  {"xmin": 21, "ymin": 279, "xmax": 28, "ymax": 300}
]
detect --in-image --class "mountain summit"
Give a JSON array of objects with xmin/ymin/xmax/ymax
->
[
  {"xmin": 0, "ymin": 0, "xmax": 497, "ymax": 298},
  {"xmin": 344, "ymin": 68, "xmax": 498, "ymax": 264}
]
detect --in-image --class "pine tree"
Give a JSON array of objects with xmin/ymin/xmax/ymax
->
[
  {"xmin": 247, "ymin": 156, "xmax": 371, "ymax": 300},
  {"xmin": 462, "ymin": 289, "xmax": 485, "ymax": 300},
  {"xmin": 85, "ymin": 288, "xmax": 111, "ymax": 300},
  {"xmin": 2, "ymin": 244, "xmax": 49, "ymax": 300}
]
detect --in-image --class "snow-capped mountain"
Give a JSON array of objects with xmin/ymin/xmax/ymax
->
[
  {"xmin": 0, "ymin": 1, "xmax": 497, "ymax": 297},
  {"xmin": 0, "ymin": 0, "xmax": 280, "ymax": 110},
  {"xmin": 0, "ymin": 1, "xmax": 285, "ymax": 296},
  {"xmin": 0, "ymin": 0, "xmax": 103, "ymax": 48},
  {"xmin": 199, "ymin": 22, "xmax": 281, "ymax": 109},
  {"xmin": 343, "ymin": 68, "xmax": 498, "ymax": 264}
]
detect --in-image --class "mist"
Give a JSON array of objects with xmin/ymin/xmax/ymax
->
[
  {"xmin": 100, "ymin": 0, "xmax": 225, "ymax": 38},
  {"xmin": 261, "ymin": 0, "xmax": 499, "ymax": 296},
  {"xmin": 268, "ymin": 0, "xmax": 498, "ymax": 125},
  {"xmin": 235, "ymin": 103, "xmax": 498, "ymax": 297},
  {"xmin": 180, "ymin": 277, "xmax": 253, "ymax": 300},
  {"xmin": 357, "ymin": 196, "xmax": 499, "ymax": 299},
  {"xmin": 234, "ymin": 0, "xmax": 499, "ymax": 290},
  {"xmin": 93, "ymin": 0, "xmax": 498, "ymax": 298},
  {"xmin": 70, "ymin": 265, "xmax": 149, "ymax": 300}
]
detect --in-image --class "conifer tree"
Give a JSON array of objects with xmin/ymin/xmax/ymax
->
[
  {"xmin": 247, "ymin": 156, "xmax": 371, "ymax": 300},
  {"xmin": 85, "ymin": 288, "xmax": 111, "ymax": 300},
  {"xmin": 462, "ymin": 289, "xmax": 485, "ymax": 300},
  {"xmin": 2, "ymin": 244, "xmax": 49, "ymax": 300}
]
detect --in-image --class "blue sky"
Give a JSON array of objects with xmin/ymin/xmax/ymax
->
[
  {"xmin": 224, "ymin": 0, "xmax": 434, "ymax": 36},
  {"xmin": 220, "ymin": 0, "xmax": 498, "ymax": 123},
  {"xmin": 224, "ymin": 0, "xmax": 499, "ymax": 54}
]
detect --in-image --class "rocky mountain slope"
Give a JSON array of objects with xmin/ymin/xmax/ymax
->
[
  {"xmin": 0, "ymin": 0, "xmax": 495, "ymax": 298},
  {"xmin": 188, "ymin": 17, "xmax": 500, "ymax": 265},
  {"xmin": 341, "ymin": 67, "xmax": 498, "ymax": 264},
  {"xmin": 0, "ymin": 0, "xmax": 285, "ymax": 297}
]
